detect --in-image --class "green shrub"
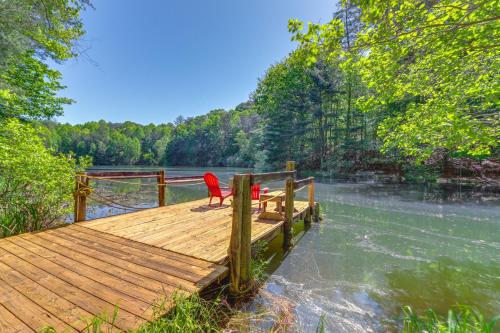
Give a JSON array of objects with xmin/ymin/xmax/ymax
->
[{"xmin": 0, "ymin": 119, "xmax": 85, "ymax": 237}]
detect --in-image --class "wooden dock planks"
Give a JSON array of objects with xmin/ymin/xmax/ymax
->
[
  {"xmin": 0, "ymin": 197, "xmax": 310, "ymax": 332},
  {"xmin": 0, "ymin": 222, "xmax": 228, "ymax": 332},
  {"xmin": 82, "ymin": 198, "xmax": 310, "ymax": 263}
]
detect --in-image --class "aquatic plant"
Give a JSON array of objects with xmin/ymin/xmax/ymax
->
[
  {"xmin": 316, "ymin": 314, "xmax": 327, "ymax": 333},
  {"xmin": 401, "ymin": 305, "xmax": 499, "ymax": 333}
]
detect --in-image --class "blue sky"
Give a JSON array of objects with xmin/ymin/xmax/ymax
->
[{"xmin": 56, "ymin": 0, "xmax": 336, "ymax": 124}]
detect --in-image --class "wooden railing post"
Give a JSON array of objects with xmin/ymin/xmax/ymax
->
[
  {"xmin": 74, "ymin": 172, "xmax": 89, "ymax": 222},
  {"xmin": 284, "ymin": 161, "xmax": 295, "ymax": 249},
  {"xmin": 305, "ymin": 179, "xmax": 315, "ymax": 225},
  {"xmin": 229, "ymin": 173, "xmax": 252, "ymax": 295},
  {"xmin": 158, "ymin": 170, "xmax": 166, "ymax": 207}
]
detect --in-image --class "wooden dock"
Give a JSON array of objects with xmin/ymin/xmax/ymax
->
[{"xmin": 0, "ymin": 164, "xmax": 317, "ymax": 332}]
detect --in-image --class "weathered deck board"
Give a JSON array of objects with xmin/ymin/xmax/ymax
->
[
  {"xmin": 0, "ymin": 225, "xmax": 227, "ymax": 332},
  {"xmin": 82, "ymin": 198, "xmax": 309, "ymax": 263},
  {"xmin": 0, "ymin": 197, "xmax": 310, "ymax": 332}
]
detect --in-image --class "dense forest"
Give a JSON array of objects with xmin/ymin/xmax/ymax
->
[
  {"xmin": 41, "ymin": 103, "xmax": 263, "ymax": 167},
  {"xmin": 41, "ymin": 0, "xmax": 499, "ymax": 181}
]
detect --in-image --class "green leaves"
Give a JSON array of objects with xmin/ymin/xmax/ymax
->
[
  {"xmin": 0, "ymin": 51, "xmax": 73, "ymax": 119},
  {"xmin": 0, "ymin": 0, "xmax": 90, "ymax": 120},
  {"xmin": 288, "ymin": 0, "xmax": 500, "ymax": 160},
  {"xmin": 0, "ymin": 119, "xmax": 84, "ymax": 237},
  {"xmin": 288, "ymin": 18, "xmax": 344, "ymax": 65},
  {"xmin": 0, "ymin": 0, "xmax": 90, "ymax": 63}
]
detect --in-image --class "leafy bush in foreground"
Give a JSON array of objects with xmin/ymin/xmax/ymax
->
[{"xmin": 0, "ymin": 119, "xmax": 84, "ymax": 237}]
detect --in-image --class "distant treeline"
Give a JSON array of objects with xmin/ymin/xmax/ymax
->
[
  {"xmin": 41, "ymin": 103, "xmax": 264, "ymax": 168},
  {"xmin": 41, "ymin": 89, "xmax": 393, "ymax": 174}
]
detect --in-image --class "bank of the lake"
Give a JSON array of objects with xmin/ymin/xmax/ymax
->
[{"xmin": 86, "ymin": 166, "xmax": 500, "ymax": 332}]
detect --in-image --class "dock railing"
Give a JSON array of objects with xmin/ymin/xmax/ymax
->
[
  {"xmin": 74, "ymin": 164, "xmax": 317, "ymax": 296},
  {"xmin": 74, "ymin": 170, "xmax": 204, "ymax": 222},
  {"xmin": 293, "ymin": 176, "xmax": 315, "ymax": 224},
  {"xmin": 229, "ymin": 161, "xmax": 317, "ymax": 294}
]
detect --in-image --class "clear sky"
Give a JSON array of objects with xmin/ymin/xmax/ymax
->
[{"xmin": 55, "ymin": 0, "xmax": 336, "ymax": 124}]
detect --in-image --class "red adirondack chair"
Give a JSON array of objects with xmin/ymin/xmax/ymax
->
[
  {"xmin": 252, "ymin": 184, "xmax": 268, "ymax": 210},
  {"xmin": 204, "ymin": 172, "xmax": 233, "ymax": 207}
]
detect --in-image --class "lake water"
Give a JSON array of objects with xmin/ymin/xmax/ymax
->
[{"xmin": 86, "ymin": 166, "xmax": 500, "ymax": 332}]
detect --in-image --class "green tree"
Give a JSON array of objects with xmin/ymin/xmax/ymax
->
[
  {"xmin": 0, "ymin": 0, "xmax": 90, "ymax": 120},
  {"xmin": 0, "ymin": 52, "xmax": 73, "ymax": 119},
  {"xmin": 0, "ymin": 0, "xmax": 90, "ymax": 237},
  {"xmin": 289, "ymin": 0, "xmax": 499, "ymax": 161},
  {"xmin": 253, "ymin": 47, "xmax": 377, "ymax": 173},
  {"xmin": 165, "ymin": 108, "xmax": 261, "ymax": 167}
]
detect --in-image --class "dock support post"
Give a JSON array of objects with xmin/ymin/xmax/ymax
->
[
  {"xmin": 284, "ymin": 161, "xmax": 295, "ymax": 249},
  {"xmin": 74, "ymin": 173, "xmax": 89, "ymax": 222},
  {"xmin": 304, "ymin": 179, "xmax": 314, "ymax": 225},
  {"xmin": 158, "ymin": 170, "xmax": 166, "ymax": 207},
  {"xmin": 313, "ymin": 202, "xmax": 320, "ymax": 222},
  {"xmin": 229, "ymin": 173, "xmax": 252, "ymax": 295}
]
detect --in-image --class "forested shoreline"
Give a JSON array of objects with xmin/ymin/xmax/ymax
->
[
  {"xmin": 38, "ymin": 2, "xmax": 498, "ymax": 185},
  {"xmin": 42, "ymin": 111, "xmax": 499, "ymax": 186}
]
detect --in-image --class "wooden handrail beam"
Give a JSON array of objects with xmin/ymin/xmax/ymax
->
[
  {"xmin": 86, "ymin": 171, "xmax": 162, "ymax": 179},
  {"xmin": 87, "ymin": 175, "xmax": 161, "ymax": 180},
  {"xmin": 165, "ymin": 175, "xmax": 204, "ymax": 181},
  {"xmin": 250, "ymin": 170, "xmax": 296, "ymax": 185},
  {"xmin": 293, "ymin": 176, "xmax": 314, "ymax": 189}
]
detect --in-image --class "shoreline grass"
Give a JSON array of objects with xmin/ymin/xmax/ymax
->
[{"xmin": 401, "ymin": 305, "xmax": 499, "ymax": 333}]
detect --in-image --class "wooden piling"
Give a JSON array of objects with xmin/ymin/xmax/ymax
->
[
  {"xmin": 229, "ymin": 173, "xmax": 252, "ymax": 295},
  {"xmin": 74, "ymin": 173, "xmax": 89, "ymax": 222},
  {"xmin": 158, "ymin": 170, "xmax": 166, "ymax": 207},
  {"xmin": 313, "ymin": 202, "xmax": 320, "ymax": 222},
  {"xmin": 305, "ymin": 180, "xmax": 314, "ymax": 225},
  {"xmin": 284, "ymin": 161, "xmax": 295, "ymax": 249}
]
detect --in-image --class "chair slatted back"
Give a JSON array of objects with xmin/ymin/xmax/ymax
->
[
  {"xmin": 204, "ymin": 172, "xmax": 222, "ymax": 197},
  {"xmin": 251, "ymin": 184, "xmax": 260, "ymax": 200}
]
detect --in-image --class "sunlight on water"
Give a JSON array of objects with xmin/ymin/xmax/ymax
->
[
  {"xmin": 86, "ymin": 167, "xmax": 500, "ymax": 332},
  {"xmin": 255, "ymin": 182, "xmax": 500, "ymax": 332}
]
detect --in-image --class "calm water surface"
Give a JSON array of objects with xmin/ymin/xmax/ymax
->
[{"xmin": 86, "ymin": 166, "xmax": 500, "ymax": 332}]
